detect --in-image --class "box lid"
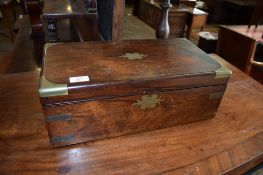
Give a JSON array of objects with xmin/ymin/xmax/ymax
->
[{"xmin": 40, "ymin": 39, "xmax": 231, "ymax": 105}]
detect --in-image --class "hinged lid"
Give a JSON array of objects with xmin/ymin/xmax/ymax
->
[{"xmin": 40, "ymin": 38, "xmax": 231, "ymax": 105}]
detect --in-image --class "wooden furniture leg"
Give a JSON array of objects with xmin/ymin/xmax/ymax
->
[
  {"xmin": 46, "ymin": 19, "xmax": 60, "ymax": 42},
  {"xmin": 20, "ymin": 0, "xmax": 29, "ymax": 14},
  {"xmin": 244, "ymin": 40, "xmax": 257, "ymax": 74},
  {"xmin": 186, "ymin": 14, "xmax": 207, "ymax": 39},
  {"xmin": 97, "ymin": 0, "xmax": 125, "ymax": 41},
  {"xmin": 112, "ymin": 0, "xmax": 125, "ymax": 41},
  {"xmin": 26, "ymin": 0, "xmax": 44, "ymax": 65},
  {"xmin": 84, "ymin": 0, "xmax": 97, "ymax": 12}
]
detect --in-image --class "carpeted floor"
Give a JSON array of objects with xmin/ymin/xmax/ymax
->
[{"xmin": 123, "ymin": 7, "xmax": 155, "ymax": 40}]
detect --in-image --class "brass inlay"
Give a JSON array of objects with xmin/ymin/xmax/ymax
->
[
  {"xmin": 133, "ymin": 94, "xmax": 162, "ymax": 110},
  {"xmin": 215, "ymin": 65, "xmax": 232, "ymax": 79},
  {"xmin": 119, "ymin": 52, "xmax": 147, "ymax": 60},
  {"xmin": 45, "ymin": 114, "xmax": 72, "ymax": 123},
  {"xmin": 209, "ymin": 54, "xmax": 232, "ymax": 79},
  {"xmin": 41, "ymin": 43, "xmax": 66, "ymax": 97},
  {"xmin": 51, "ymin": 134, "xmax": 75, "ymax": 145},
  {"xmin": 39, "ymin": 75, "xmax": 68, "ymax": 97},
  {"xmin": 44, "ymin": 43, "xmax": 60, "ymax": 55}
]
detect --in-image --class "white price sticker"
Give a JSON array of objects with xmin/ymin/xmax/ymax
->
[{"xmin": 69, "ymin": 76, "xmax": 90, "ymax": 83}]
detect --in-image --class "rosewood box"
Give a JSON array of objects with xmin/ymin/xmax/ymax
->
[{"xmin": 39, "ymin": 39, "xmax": 231, "ymax": 147}]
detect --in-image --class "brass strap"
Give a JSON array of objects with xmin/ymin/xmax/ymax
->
[
  {"xmin": 45, "ymin": 114, "xmax": 72, "ymax": 123},
  {"xmin": 51, "ymin": 134, "xmax": 75, "ymax": 145}
]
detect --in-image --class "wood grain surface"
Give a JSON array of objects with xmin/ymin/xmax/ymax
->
[
  {"xmin": 42, "ymin": 38, "xmax": 226, "ymax": 107},
  {"xmin": 44, "ymin": 39, "xmax": 220, "ymax": 84},
  {"xmin": 44, "ymin": 84, "xmax": 225, "ymax": 147},
  {"xmin": 0, "ymin": 55, "xmax": 263, "ymax": 174},
  {"xmin": 42, "ymin": 39, "xmax": 228, "ymax": 147}
]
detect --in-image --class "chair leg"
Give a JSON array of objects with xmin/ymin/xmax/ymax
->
[{"xmin": 31, "ymin": 34, "xmax": 44, "ymax": 66}]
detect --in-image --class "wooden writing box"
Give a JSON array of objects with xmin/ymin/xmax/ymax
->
[{"xmin": 39, "ymin": 39, "xmax": 231, "ymax": 147}]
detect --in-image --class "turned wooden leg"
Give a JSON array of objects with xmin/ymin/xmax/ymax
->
[
  {"xmin": 84, "ymin": 0, "xmax": 97, "ymax": 12},
  {"xmin": 156, "ymin": 0, "xmax": 171, "ymax": 40},
  {"xmin": 47, "ymin": 20, "xmax": 60, "ymax": 42}
]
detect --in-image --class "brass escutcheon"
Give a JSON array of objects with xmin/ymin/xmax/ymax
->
[
  {"xmin": 119, "ymin": 52, "xmax": 147, "ymax": 60},
  {"xmin": 133, "ymin": 94, "xmax": 162, "ymax": 110}
]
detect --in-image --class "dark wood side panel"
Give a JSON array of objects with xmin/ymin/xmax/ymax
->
[
  {"xmin": 44, "ymin": 84, "xmax": 226, "ymax": 147},
  {"xmin": 25, "ymin": 0, "xmax": 44, "ymax": 65},
  {"xmin": 216, "ymin": 26, "xmax": 255, "ymax": 71}
]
